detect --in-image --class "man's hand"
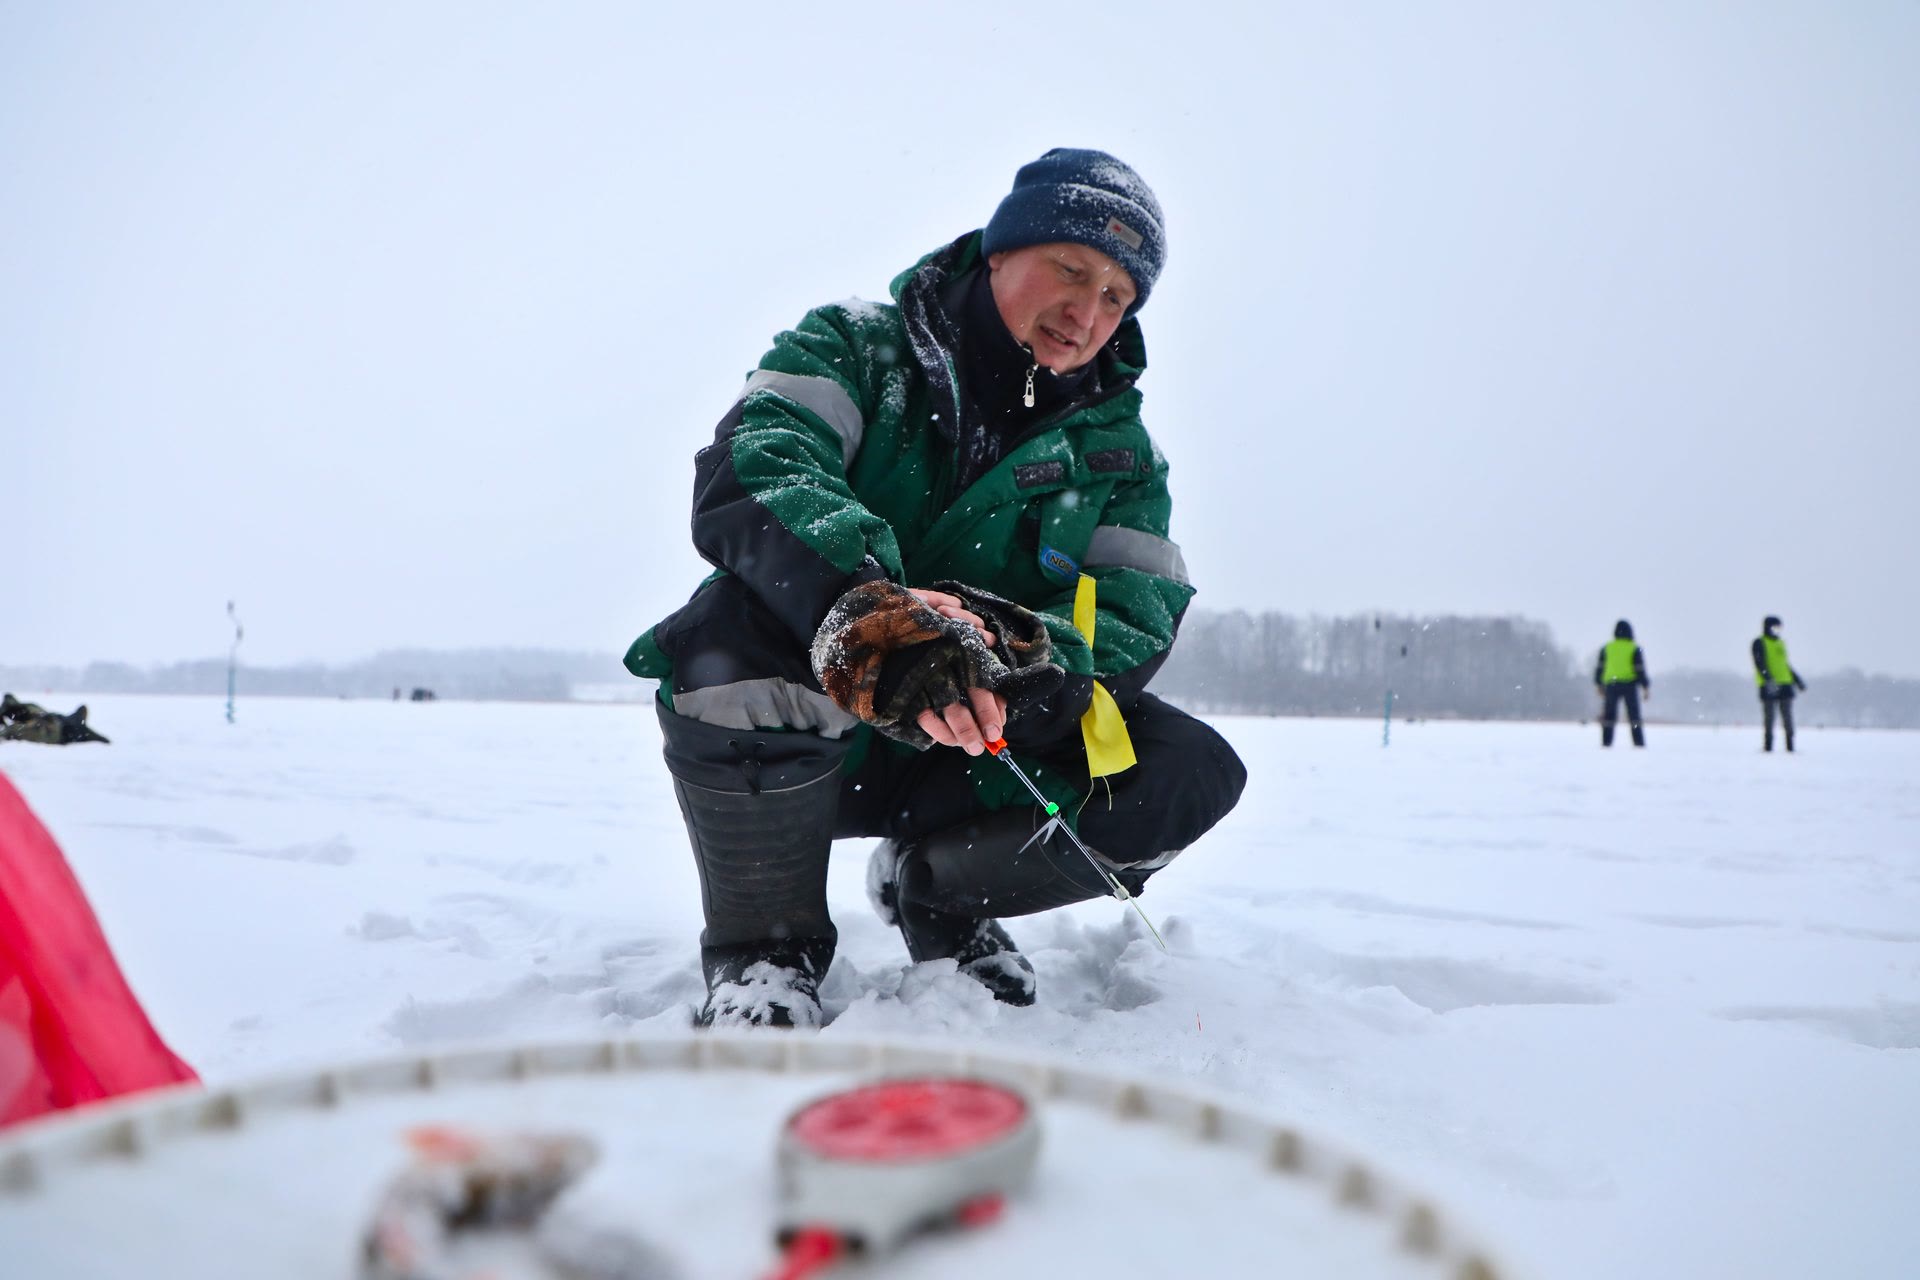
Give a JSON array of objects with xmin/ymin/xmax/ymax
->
[
  {"xmin": 811, "ymin": 579, "xmax": 1061, "ymax": 752},
  {"xmin": 907, "ymin": 588, "xmax": 993, "ymax": 646},
  {"xmin": 905, "ymin": 588, "xmax": 1001, "ymax": 750},
  {"xmin": 916, "ymin": 687, "xmax": 1008, "ymax": 755}
]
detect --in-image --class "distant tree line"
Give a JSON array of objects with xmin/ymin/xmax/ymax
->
[
  {"xmin": 0, "ymin": 648, "xmax": 621, "ymax": 704},
  {"xmin": 7, "ymin": 626, "xmax": 1919, "ymax": 728},
  {"xmin": 1155, "ymin": 610, "xmax": 1587, "ymax": 721},
  {"xmin": 1154, "ymin": 610, "xmax": 1920, "ymax": 729}
]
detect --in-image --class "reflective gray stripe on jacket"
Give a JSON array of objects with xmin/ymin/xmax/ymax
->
[
  {"xmin": 672, "ymin": 677, "xmax": 860, "ymax": 738},
  {"xmin": 740, "ymin": 370, "xmax": 865, "ymax": 470},
  {"xmin": 1084, "ymin": 525, "xmax": 1190, "ymax": 586}
]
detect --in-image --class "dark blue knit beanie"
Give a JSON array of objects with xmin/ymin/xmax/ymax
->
[{"xmin": 982, "ymin": 148, "xmax": 1166, "ymax": 314}]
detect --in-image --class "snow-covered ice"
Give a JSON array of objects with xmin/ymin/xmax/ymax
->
[{"xmin": 2, "ymin": 694, "xmax": 1916, "ymax": 1277}]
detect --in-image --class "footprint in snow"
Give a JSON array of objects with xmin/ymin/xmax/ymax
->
[
  {"xmin": 1720, "ymin": 1002, "xmax": 1920, "ymax": 1050},
  {"xmin": 1035, "ymin": 914, "xmax": 1180, "ymax": 1015}
]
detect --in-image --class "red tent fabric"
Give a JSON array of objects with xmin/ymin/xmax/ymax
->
[{"xmin": 1, "ymin": 771, "xmax": 198, "ymax": 1129}]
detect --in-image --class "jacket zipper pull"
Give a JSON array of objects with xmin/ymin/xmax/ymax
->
[{"xmin": 1023, "ymin": 361, "xmax": 1036, "ymax": 409}]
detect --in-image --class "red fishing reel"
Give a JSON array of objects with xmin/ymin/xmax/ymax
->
[{"xmin": 768, "ymin": 1077, "xmax": 1041, "ymax": 1278}]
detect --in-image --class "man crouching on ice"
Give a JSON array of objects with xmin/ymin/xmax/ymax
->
[{"xmin": 625, "ymin": 148, "xmax": 1247, "ymax": 1028}]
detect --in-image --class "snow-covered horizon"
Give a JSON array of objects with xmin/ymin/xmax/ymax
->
[{"xmin": 3, "ymin": 694, "xmax": 1916, "ymax": 1276}]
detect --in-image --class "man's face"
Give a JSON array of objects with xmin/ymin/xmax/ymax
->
[{"xmin": 986, "ymin": 242, "xmax": 1137, "ymax": 373}]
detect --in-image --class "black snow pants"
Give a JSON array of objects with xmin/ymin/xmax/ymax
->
[
  {"xmin": 655, "ymin": 576, "xmax": 1247, "ymax": 869},
  {"xmin": 1761, "ymin": 687, "xmax": 1796, "ymax": 752},
  {"xmin": 1600, "ymin": 683, "xmax": 1645, "ymax": 748}
]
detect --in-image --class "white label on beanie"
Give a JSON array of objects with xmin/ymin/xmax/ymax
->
[{"xmin": 1105, "ymin": 217, "xmax": 1143, "ymax": 251}]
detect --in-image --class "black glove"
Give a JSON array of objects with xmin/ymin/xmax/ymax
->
[
  {"xmin": 811, "ymin": 579, "xmax": 1064, "ymax": 749},
  {"xmin": 1795, "ymin": 678, "xmax": 1808, "ymax": 693}
]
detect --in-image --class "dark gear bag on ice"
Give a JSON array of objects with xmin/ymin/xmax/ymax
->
[{"xmin": 0, "ymin": 694, "xmax": 109, "ymax": 746}]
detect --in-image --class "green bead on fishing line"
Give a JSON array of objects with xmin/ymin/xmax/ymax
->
[{"xmin": 1044, "ymin": 803, "xmax": 1058, "ymax": 815}]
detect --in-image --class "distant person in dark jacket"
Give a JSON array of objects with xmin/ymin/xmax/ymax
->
[
  {"xmin": 1593, "ymin": 620, "xmax": 1649, "ymax": 747},
  {"xmin": 1752, "ymin": 615, "xmax": 1807, "ymax": 752}
]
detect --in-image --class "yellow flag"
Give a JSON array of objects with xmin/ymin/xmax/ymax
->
[{"xmin": 1073, "ymin": 574, "xmax": 1137, "ymax": 777}]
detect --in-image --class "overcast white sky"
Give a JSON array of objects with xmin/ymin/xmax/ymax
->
[{"xmin": 6, "ymin": 2, "xmax": 1917, "ymax": 678}]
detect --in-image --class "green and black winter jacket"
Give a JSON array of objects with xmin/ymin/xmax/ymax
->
[{"xmin": 626, "ymin": 232, "xmax": 1195, "ymax": 767}]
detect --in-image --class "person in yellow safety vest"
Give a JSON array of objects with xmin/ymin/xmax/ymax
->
[
  {"xmin": 1752, "ymin": 615, "xmax": 1808, "ymax": 752},
  {"xmin": 1593, "ymin": 620, "xmax": 1650, "ymax": 748}
]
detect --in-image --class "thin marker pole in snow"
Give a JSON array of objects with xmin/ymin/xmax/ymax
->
[
  {"xmin": 1378, "ymin": 618, "xmax": 1408, "ymax": 747},
  {"xmin": 984, "ymin": 738, "xmax": 1167, "ymax": 952},
  {"xmin": 225, "ymin": 601, "xmax": 244, "ymax": 725}
]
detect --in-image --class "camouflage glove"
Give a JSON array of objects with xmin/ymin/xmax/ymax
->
[{"xmin": 811, "ymin": 579, "xmax": 1064, "ymax": 749}]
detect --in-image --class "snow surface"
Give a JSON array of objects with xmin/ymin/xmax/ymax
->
[{"xmin": 3, "ymin": 695, "xmax": 1917, "ymax": 1277}]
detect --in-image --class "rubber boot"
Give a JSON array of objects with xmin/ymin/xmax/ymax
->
[
  {"xmin": 659, "ymin": 703, "xmax": 850, "ymax": 1029},
  {"xmin": 867, "ymin": 808, "xmax": 1112, "ymax": 1007}
]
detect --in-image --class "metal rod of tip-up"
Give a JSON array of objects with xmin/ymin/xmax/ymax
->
[
  {"xmin": 225, "ymin": 600, "xmax": 244, "ymax": 725},
  {"xmin": 983, "ymin": 738, "xmax": 1167, "ymax": 953}
]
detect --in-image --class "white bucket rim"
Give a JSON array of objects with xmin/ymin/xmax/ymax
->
[{"xmin": 0, "ymin": 1032, "xmax": 1516, "ymax": 1278}]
